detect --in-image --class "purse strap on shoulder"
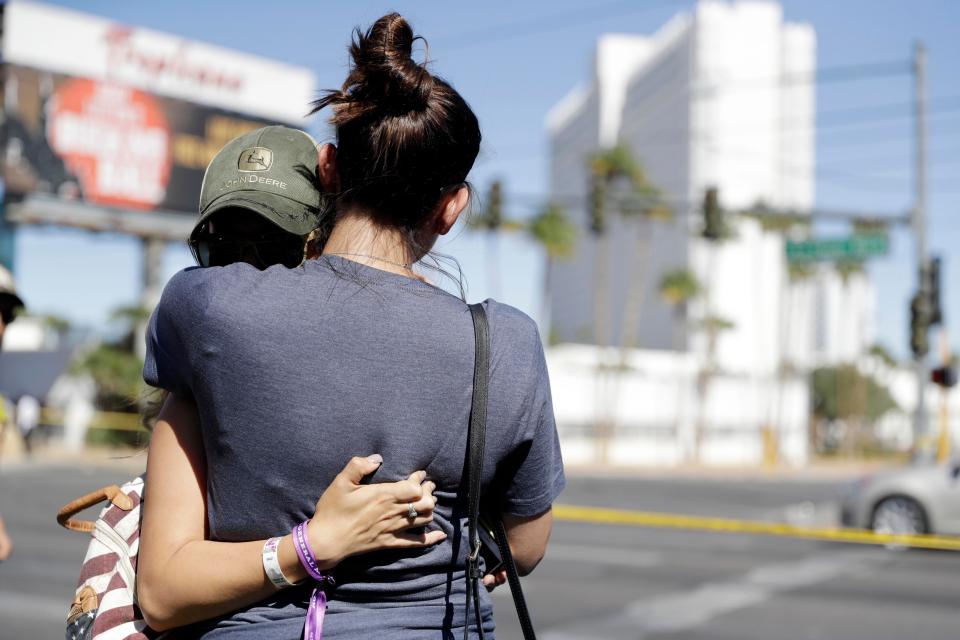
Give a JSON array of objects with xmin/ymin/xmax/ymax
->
[
  {"xmin": 465, "ymin": 303, "xmax": 490, "ymax": 640},
  {"xmin": 464, "ymin": 303, "xmax": 537, "ymax": 640}
]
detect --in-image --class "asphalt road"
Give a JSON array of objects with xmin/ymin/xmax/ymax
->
[{"xmin": 1, "ymin": 461, "xmax": 957, "ymax": 640}]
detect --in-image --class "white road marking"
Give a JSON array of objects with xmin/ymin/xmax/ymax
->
[
  {"xmin": 774, "ymin": 501, "xmax": 841, "ymax": 528},
  {"xmin": 490, "ymin": 544, "xmax": 661, "ymax": 601},
  {"xmin": 541, "ymin": 551, "xmax": 879, "ymax": 639},
  {"xmin": 0, "ymin": 590, "xmax": 67, "ymax": 620},
  {"xmin": 547, "ymin": 543, "xmax": 662, "ymax": 568}
]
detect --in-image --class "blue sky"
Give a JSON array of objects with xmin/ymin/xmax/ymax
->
[{"xmin": 14, "ymin": 0, "xmax": 960, "ymax": 358}]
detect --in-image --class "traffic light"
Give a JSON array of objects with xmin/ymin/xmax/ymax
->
[
  {"xmin": 931, "ymin": 366, "xmax": 957, "ymax": 388},
  {"xmin": 588, "ymin": 175, "xmax": 606, "ymax": 235},
  {"xmin": 932, "ymin": 366, "xmax": 957, "ymax": 387},
  {"xmin": 910, "ymin": 290, "xmax": 930, "ymax": 358},
  {"xmin": 703, "ymin": 186, "xmax": 723, "ymax": 240},
  {"xmin": 929, "ymin": 256, "xmax": 943, "ymax": 326},
  {"xmin": 485, "ymin": 180, "xmax": 503, "ymax": 231}
]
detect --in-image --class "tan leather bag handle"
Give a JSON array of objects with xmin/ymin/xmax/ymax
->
[{"xmin": 57, "ymin": 485, "xmax": 134, "ymax": 533}]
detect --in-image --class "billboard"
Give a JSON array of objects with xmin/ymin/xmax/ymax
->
[{"xmin": 1, "ymin": 1, "xmax": 316, "ymax": 232}]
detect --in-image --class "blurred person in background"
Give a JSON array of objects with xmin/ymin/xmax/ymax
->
[
  {"xmin": 15, "ymin": 394, "xmax": 40, "ymax": 455},
  {"xmin": 136, "ymin": 12, "xmax": 562, "ymax": 640},
  {"xmin": 0, "ymin": 264, "xmax": 24, "ymax": 561}
]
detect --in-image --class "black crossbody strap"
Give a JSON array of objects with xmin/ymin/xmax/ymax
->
[
  {"xmin": 465, "ymin": 303, "xmax": 537, "ymax": 640},
  {"xmin": 493, "ymin": 516, "xmax": 537, "ymax": 639},
  {"xmin": 465, "ymin": 303, "xmax": 490, "ymax": 640}
]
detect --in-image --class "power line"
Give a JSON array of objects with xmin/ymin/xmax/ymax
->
[
  {"xmin": 692, "ymin": 59, "xmax": 910, "ymax": 97},
  {"xmin": 499, "ymin": 189, "xmax": 916, "ymax": 227},
  {"xmin": 622, "ymin": 57, "xmax": 912, "ymax": 128},
  {"xmin": 621, "ymin": 99, "xmax": 960, "ymax": 151},
  {"xmin": 435, "ymin": 0, "xmax": 687, "ymax": 51},
  {"xmin": 816, "ymin": 139, "xmax": 960, "ymax": 169},
  {"xmin": 608, "ymin": 59, "xmax": 925, "ymax": 154},
  {"xmin": 434, "ymin": 7, "xmax": 930, "ymax": 198},
  {"xmin": 458, "ymin": 21, "xmax": 947, "ymax": 202},
  {"xmin": 817, "ymin": 123, "xmax": 960, "ymax": 149},
  {"xmin": 818, "ymin": 94, "xmax": 960, "ymax": 125},
  {"xmin": 484, "ymin": 101, "xmax": 960, "ymax": 159}
]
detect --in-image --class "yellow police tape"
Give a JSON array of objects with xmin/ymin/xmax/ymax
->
[
  {"xmin": 40, "ymin": 408, "xmax": 147, "ymax": 432},
  {"xmin": 553, "ymin": 504, "xmax": 960, "ymax": 551}
]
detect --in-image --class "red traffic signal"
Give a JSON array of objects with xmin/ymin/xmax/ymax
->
[{"xmin": 931, "ymin": 366, "xmax": 957, "ymax": 388}]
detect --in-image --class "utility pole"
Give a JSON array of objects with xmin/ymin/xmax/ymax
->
[
  {"xmin": 136, "ymin": 237, "xmax": 166, "ymax": 360},
  {"xmin": 913, "ymin": 42, "xmax": 929, "ymax": 449}
]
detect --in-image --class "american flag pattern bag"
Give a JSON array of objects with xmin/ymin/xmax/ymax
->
[{"xmin": 58, "ymin": 475, "xmax": 158, "ymax": 640}]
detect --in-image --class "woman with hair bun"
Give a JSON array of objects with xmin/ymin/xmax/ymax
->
[{"xmin": 138, "ymin": 13, "xmax": 564, "ymax": 639}]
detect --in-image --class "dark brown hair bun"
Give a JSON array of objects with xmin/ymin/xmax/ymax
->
[
  {"xmin": 312, "ymin": 13, "xmax": 481, "ymax": 234},
  {"xmin": 328, "ymin": 13, "xmax": 434, "ymax": 120}
]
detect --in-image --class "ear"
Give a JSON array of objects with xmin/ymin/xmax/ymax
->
[
  {"xmin": 317, "ymin": 143, "xmax": 340, "ymax": 193},
  {"xmin": 435, "ymin": 186, "xmax": 470, "ymax": 236}
]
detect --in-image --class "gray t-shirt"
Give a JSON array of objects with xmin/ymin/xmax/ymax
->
[{"xmin": 143, "ymin": 255, "xmax": 565, "ymax": 639}]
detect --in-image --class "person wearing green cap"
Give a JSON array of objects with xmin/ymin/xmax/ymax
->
[{"xmin": 187, "ymin": 125, "xmax": 330, "ymax": 271}]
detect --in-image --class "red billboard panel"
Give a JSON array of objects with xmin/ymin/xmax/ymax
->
[
  {"xmin": 4, "ymin": 65, "xmax": 277, "ymax": 216},
  {"xmin": 0, "ymin": 1, "xmax": 316, "ymax": 231}
]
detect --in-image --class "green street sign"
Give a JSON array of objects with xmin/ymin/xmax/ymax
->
[{"xmin": 785, "ymin": 233, "xmax": 889, "ymax": 264}]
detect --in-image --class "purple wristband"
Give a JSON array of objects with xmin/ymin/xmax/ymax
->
[
  {"xmin": 292, "ymin": 520, "xmax": 335, "ymax": 640},
  {"xmin": 292, "ymin": 521, "xmax": 336, "ymax": 584}
]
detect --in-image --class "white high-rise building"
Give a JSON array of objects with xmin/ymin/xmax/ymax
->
[
  {"xmin": 546, "ymin": 0, "xmax": 875, "ymax": 373},
  {"xmin": 543, "ymin": 0, "xmax": 879, "ymax": 466}
]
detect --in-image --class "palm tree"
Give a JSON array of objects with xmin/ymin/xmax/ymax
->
[
  {"xmin": 618, "ymin": 192, "xmax": 673, "ymax": 351},
  {"xmin": 72, "ymin": 305, "xmax": 151, "ymax": 413},
  {"xmin": 782, "ymin": 261, "xmax": 816, "ymax": 455},
  {"xmin": 586, "ymin": 155, "xmax": 612, "ymax": 349},
  {"xmin": 694, "ymin": 187, "xmax": 735, "ymax": 462},
  {"xmin": 587, "ymin": 145, "xmax": 674, "ymax": 349},
  {"xmin": 586, "ymin": 146, "xmax": 657, "ymax": 340},
  {"xmin": 613, "ymin": 148, "xmax": 673, "ymax": 349},
  {"xmin": 834, "ymin": 259, "xmax": 867, "ymax": 455},
  {"xmin": 587, "ymin": 145, "xmax": 660, "ymax": 462},
  {"xmin": 660, "ymin": 269, "xmax": 702, "ymax": 458},
  {"xmin": 693, "ymin": 313, "xmax": 736, "ymax": 461},
  {"xmin": 468, "ymin": 179, "xmax": 518, "ymax": 299},
  {"xmin": 659, "ymin": 269, "xmax": 701, "ymax": 350},
  {"xmin": 868, "ymin": 343, "xmax": 898, "ymax": 369},
  {"xmin": 528, "ymin": 202, "xmax": 577, "ymax": 342}
]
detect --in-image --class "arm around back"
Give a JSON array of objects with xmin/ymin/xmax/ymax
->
[
  {"xmin": 137, "ymin": 393, "xmax": 302, "ymax": 631},
  {"xmin": 137, "ymin": 394, "xmax": 446, "ymax": 631}
]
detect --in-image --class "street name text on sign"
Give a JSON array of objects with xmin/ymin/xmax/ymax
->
[{"xmin": 785, "ymin": 234, "xmax": 889, "ymax": 264}]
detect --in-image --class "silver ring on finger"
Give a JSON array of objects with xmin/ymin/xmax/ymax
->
[{"xmin": 407, "ymin": 503, "xmax": 418, "ymax": 520}]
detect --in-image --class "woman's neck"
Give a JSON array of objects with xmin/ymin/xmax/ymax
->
[{"xmin": 321, "ymin": 210, "xmax": 420, "ymax": 277}]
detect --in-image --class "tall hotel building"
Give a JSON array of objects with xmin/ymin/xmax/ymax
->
[{"xmin": 547, "ymin": 0, "xmax": 875, "ymax": 376}]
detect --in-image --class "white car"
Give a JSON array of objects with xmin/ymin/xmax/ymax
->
[{"xmin": 840, "ymin": 462, "xmax": 960, "ymax": 535}]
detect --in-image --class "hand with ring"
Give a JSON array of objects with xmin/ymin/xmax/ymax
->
[{"xmin": 305, "ymin": 455, "xmax": 442, "ymax": 570}]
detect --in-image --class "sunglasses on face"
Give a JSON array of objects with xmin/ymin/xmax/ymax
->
[
  {"xmin": 189, "ymin": 229, "xmax": 305, "ymax": 270},
  {"xmin": 0, "ymin": 300, "xmax": 18, "ymax": 325}
]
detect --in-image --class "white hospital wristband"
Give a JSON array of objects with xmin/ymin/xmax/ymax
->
[{"xmin": 262, "ymin": 537, "xmax": 298, "ymax": 589}]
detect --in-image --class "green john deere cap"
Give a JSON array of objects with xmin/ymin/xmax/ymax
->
[{"xmin": 195, "ymin": 125, "xmax": 325, "ymax": 239}]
